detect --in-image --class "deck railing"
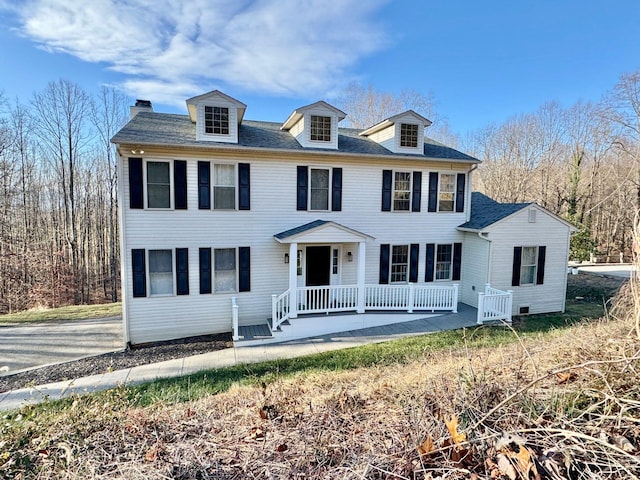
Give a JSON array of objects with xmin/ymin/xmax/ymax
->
[
  {"xmin": 269, "ymin": 283, "xmax": 459, "ymax": 331},
  {"xmin": 477, "ymin": 284, "xmax": 513, "ymax": 324}
]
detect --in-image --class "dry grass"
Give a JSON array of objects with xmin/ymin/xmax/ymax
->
[{"xmin": 2, "ymin": 243, "xmax": 639, "ymax": 478}]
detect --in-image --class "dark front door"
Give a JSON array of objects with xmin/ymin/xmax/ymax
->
[{"xmin": 306, "ymin": 246, "xmax": 331, "ymax": 286}]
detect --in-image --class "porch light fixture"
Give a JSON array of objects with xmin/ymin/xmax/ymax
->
[
  {"xmin": 284, "ymin": 253, "xmax": 290, "ymax": 264},
  {"xmin": 347, "ymin": 251, "xmax": 353, "ymax": 262},
  {"xmin": 131, "ymin": 147, "xmax": 145, "ymax": 155}
]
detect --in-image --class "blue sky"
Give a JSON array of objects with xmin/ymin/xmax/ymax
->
[{"xmin": 1, "ymin": 0, "xmax": 639, "ymax": 135}]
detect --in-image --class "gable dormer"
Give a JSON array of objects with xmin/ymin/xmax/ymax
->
[
  {"xmin": 281, "ymin": 101, "xmax": 346, "ymax": 150},
  {"xmin": 186, "ymin": 90, "xmax": 247, "ymax": 143},
  {"xmin": 359, "ymin": 110, "xmax": 432, "ymax": 154}
]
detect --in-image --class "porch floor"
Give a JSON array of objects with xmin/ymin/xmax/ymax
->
[{"xmin": 235, "ymin": 303, "xmax": 478, "ymax": 347}]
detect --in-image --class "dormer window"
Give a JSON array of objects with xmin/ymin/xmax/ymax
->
[
  {"xmin": 310, "ymin": 115, "xmax": 331, "ymax": 142},
  {"xmin": 400, "ymin": 123, "xmax": 419, "ymax": 148},
  {"xmin": 205, "ymin": 106, "xmax": 229, "ymax": 135}
]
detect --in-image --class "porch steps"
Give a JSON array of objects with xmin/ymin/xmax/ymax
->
[{"xmin": 238, "ymin": 318, "xmax": 291, "ymax": 341}]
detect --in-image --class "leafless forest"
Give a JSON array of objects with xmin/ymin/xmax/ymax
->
[{"xmin": 1, "ymin": 72, "xmax": 638, "ymax": 314}]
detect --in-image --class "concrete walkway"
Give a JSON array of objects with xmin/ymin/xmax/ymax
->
[{"xmin": 0, "ymin": 305, "xmax": 478, "ymax": 412}]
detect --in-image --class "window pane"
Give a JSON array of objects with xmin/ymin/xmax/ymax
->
[
  {"xmin": 436, "ymin": 244, "xmax": 452, "ymax": 280},
  {"xmin": 215, "ymin": 248, "xmax": 236, "ymax": 292},
  {"xmin": 393, "ymin": 171, "xmax": 411, "ymax": 211},
  {"xmin": 520, "ymin": 247, "xmax": 537, "ymax": 285},
  {"xmin": 438, "ymin": 174, "xmax": 456, "ymax": 212},
  {"xmin": 147, "ymin": 162, "xmax": 170, "ymax": 208},
  {"xmin": 521, "ymin": 265, "xmax": 535, "ymax": 285},
  {"xmin": 522, "ymin": 246, "xmax": 536, "ymax": 265},
  {"xmin": 390, "ymin": 245, "xmax": 408, "ymax": 283},
  {"xmin": 214, "ymin": 187, "xmax": 235, "ymax": 209},
  {"xmin": 149, "ymin": 250, "xmax": 173, "ymax": 295},
  {"xmin": 310, "ymin": 168, "xmax": 329, "ymax": 210},
  {"xmin": 400, "ymin": 123, "xmax": 419, "ymax": 148},
  {"xmin": 214, "ymin": 164, "xmax": 235, "ymax": 209},
  {"xmin": 310, "ymin": 115, "xmax": 331, "ymax": 141}
]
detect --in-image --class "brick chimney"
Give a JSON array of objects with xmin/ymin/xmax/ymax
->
[{"xmin": 130, "ymin": 99, "xmax": 153, "ymax": 119}]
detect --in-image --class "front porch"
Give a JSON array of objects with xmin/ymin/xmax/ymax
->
[{"xmin": 235, "ymin": 303, "xmax": 478, "ymax": 347}]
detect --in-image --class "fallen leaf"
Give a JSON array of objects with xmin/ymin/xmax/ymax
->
[
  {"xmin": 555, "ymin": 372, "xmax": 578, "ymax": 384},
  {"xmin": 276, "ymin": 443, "xmax": 288, "ymax": 452},
  {"xmin": 612, "ymin": 435, "xmax": 635, "ymax": 453},
  {"xmin": 246, "ymin": 427, "xmax": 265, "ymax": 441},
  {"xmin": 445, "ymin": 414, "xmax": 467, "ymax": 447},
  {"xmin": 144, "ymin": 446, "xmax": 157, "ymax": 462},
  {"xmin": 417, "ymin": 435, "xmax": 435, "ymax": 456},
  {"xmin": 497, "ymin": 453, "xmax": 517, "ymax": 480}
]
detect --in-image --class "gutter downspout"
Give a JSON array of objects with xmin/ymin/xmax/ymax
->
[{"xmin": 477, "ymin": 231, "xmax": 492, "ymax": 286}]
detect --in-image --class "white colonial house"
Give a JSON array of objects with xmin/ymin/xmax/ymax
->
[{"xmin": 111, "ymin": 90, "xmax": 575, "ymax": 346}]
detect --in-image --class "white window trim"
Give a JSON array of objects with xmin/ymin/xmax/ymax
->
[
  {"xmin": 214, "ymin": 247, "xmax": 239, "ymax": 293},
  {"xmin": 437, "ymin": 172, "xmax": 456, "ymax": 213},
  {"xmin": 434, "ymin": 243, "xmax": 453, "ymax": 282},
  {"xmin": 144, "ymin": 159, "xmax": 174, "ymax": 210},
  {"xmin": 212, "ymin": 162, "xmax": 238, "ymax": 210},
  {"xmin": 392, "ymin": 170, "xmax": 412, "ymax": 212},
  {"xmin": 147, "ymin": 248, "xmax": 175, "ymax": 297},
  {"xmin": 519, "ymin": 246, "xmax": 538, "ymax": 286},
  {"xmin": 389, "ymin": 244, "xmax": 409, "ymax": 284},
  {"xmin": 308, "ymin": 166, "xmax": 332, "ymax": 211}
]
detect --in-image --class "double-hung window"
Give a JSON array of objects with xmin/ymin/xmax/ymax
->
[
  {"xmin": 310, "ymin": 168, "xmax": 330, "ymax": 210},
  {"xmin": 213, "ymin": 164, "xmax": 236, "ymax": 209},
  {"xmin": 149, "ymin": 249, "xmax": 173, "ymax": 295},
  {"xmin": 400, "ymin": 123, "xmax": 419, "ymax": 148},
  {"xmin": 393, "ymin": 171, "xmax": 412, "ymax": 211},
  {"xmin": 205, "ymin": 106, "xmax": 229, "ymax": 135},
  {"xmin": 520, "ymin": 246, "xmax": 537, "ymax": 285},
  {"xmin": 147, "ymin": 161, "xmax": 171, "ymax": 208},
  {"xmin": 435, "ymin": 244, "xmax": 453, "ymax": 280},
  {"xmin": 310, "ymin": 115, "xmax": 331, "ymax": 142},
  {"xmin": 214, "ymin": 248, "xmax": 236, "ymax": 292},
  {"xmin": 438, "ymin": 173, "xmax": 456, "ymax": 212},
  {"xmin": 390, "ymin": 245, "xmax": 409, "ymax": 283}
]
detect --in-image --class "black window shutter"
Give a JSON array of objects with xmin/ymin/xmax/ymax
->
[
  {"xmin": 331, "ymin": 167, "xmax": 342, "ymax": 211},
  {"xmin": 409, "ymin": 244, "xmax": 420, "ymax": 282},
  {"xmin": 239, "ymin": 246, "xmax": 251, "ymax": 292},
  {"xmin": 381, "ymin": 170, "xmax": 392, "ymax": 211},
  {"xmin": 379, "ymin": 244, "xmax": 390, "ymax": 284},
  {"xmin": 129, "ymin": 158, "xmax": 143, "ymax": 209},
  {"xmin": 512, "ymin": 246, "xmax": 522, "ymax": 286},
  {"xmin": 412, "ymin": 171, "xmax": 422, "ymax": 212},
  {"xmin": 238, "ymin": 163, "xmax": 250, "ymax": 210},
  {"xmin": 199, "ymin": 247, "xmax": 212, "ymax": 294},
  {"xmin": 425, "ymin": 243, "xmax": 435, "ymax": 282},
  {"xmin": 428, "ymin": 172, "xmax": 438, "ymax": 212},
  {"xmin": 297, "ymin": 166, "xmax": 308, "ymax": 211},
  {"xmin": 455, "ymin": 173, "xmax": 466, "ymax": 213},
  {"xmin": 132, "ymin": 248, "xmax": 146, "ymax": 297},
  {"xmin": 452, "ymin": 243, "xmax": 462, "ymax": 281},
  {"xmin": 176, "ymin": 248, "xmax": 189, "ymax": 295},
  {"xmin": 198, "ymin": 161, "xmax": 211, "ymax": 210},
  {"xmin": 536, "ymin": 246, "xmax": 546, "ymax": 285},
  {"xmin": 174, "ymin": 160, "xmax": 187, "ymax": 210}
]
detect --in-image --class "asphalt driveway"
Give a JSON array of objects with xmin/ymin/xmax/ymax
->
[{"xmin": 0, "ymin": 317, "xmax": 123, "ymax": 375}]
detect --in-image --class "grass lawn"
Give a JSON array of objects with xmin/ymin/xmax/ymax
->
[{"xmin": 0, "ymin": 302, "xmax": 122, "ymax": 324}]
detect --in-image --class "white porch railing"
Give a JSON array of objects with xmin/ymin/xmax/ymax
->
[
  {"xmin": 269, "ymin": 283, "xmax": 459, "ymax": 332},
  {"xmin": 231, "ymin": 297, "xmax": 239, "ymax": 341},
  {"xmin": 477, "ymin": 284, "xmax": 513, "ymax": 324}
]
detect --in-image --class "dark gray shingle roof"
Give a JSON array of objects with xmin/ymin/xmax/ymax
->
[
  {"xmin": 274, "ymin": 220, "xmax": 329, "ymax": 240},
  {"xmin": 458, "ymin": 192, "xmax": 530, "ymax": 230},
  {"xmin": 112, "ymin": 112, "xmax": 478, "ymax": 162}
]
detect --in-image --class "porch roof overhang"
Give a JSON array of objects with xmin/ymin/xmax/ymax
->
[{"xmin": 274, "ymin": 220, "xmax": 375, "ymax": 244}]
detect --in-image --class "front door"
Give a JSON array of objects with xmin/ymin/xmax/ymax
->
[{"xmin": 306, "ymin": 246, "xmax": 331, "ymax": 286}]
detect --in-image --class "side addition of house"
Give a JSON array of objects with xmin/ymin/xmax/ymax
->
[{"xmin": 111, "ymin": 91, "xmax": 574, "ymax": 345}]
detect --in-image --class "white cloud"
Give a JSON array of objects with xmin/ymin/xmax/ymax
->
[{"xmin": 6, "ymin": 0, "xmax": 390, "ymax": 105}]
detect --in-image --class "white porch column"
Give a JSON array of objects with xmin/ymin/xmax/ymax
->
[
  {"xmin": 356, "ymin": 241, "xmax": 366, "ymax": 313},
  {"xmin": 289, "ymin": 242, "xmax": 298, "ymax": 319}
]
